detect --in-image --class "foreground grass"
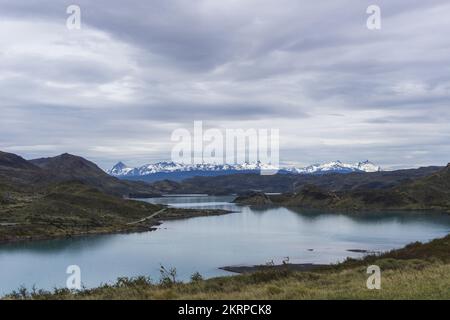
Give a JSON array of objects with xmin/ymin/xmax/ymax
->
[{"xmin": 5, "ymin": 235, "xmax": 450, "ymax": 300}]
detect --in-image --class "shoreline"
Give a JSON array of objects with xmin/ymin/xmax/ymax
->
[
  {"xmin": 220, "ymin": 263, "xmax": 330, "ymax": 274},
  {"xmin": 234, "ymin": 200, "xmax": 450, "ymax": 215},
  {"xmin": 3, "ymin": 233, "xmax": 448, "ymax": 299},
  {"xmin": 0, "ymin": 224, "xmax": 159, "ymax": 246},
  {"xmin": 0, "ymin": 207, "xmax": 232, "ymax": 246}
]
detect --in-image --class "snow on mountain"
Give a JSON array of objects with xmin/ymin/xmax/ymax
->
[
  {"xmin": 108, "ymin": 161, "xmax": 137, "ymax": 176},
  {"xmin": 285, "ymin": 160, "xmax": 380, "ymax": 174},
  {"xmin": 107, "ymin": 160, "xmax": 381, "ymax": 177},
  {"xmin": 356, "ymin": 160, "xmax": 380, "ymax": 173}
]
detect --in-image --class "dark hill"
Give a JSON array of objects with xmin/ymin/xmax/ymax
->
[
  {"xmin": 0, "ymin": 151, "xmax": 46, "ymax": 192},
  {"xmin": 30, "ymin": 153, "xmax": 105, "ymax": 177},
  {"xmin": 0, "ymin": 151, "xmax": 40, "ymax": 170},
  {"xmin": 0, "ymin": 151, "xmax": 159, "ymax": 197},
  {"xmin": 29, "ymin": 153, "xmax": 132, "ymax": 196},
  {"xmin": 394, "ymin": 163, "xmax": 450, "ymax": 209}
]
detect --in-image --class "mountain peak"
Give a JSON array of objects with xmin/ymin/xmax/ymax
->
[
  {"xmin": 30, "ymin": 153, "xmax": 104, "ymax": 176},
  {"xmin": 55, "ymin": 153, "xmax": 78, "ymax": 160},
  {"xmin": 113, "ymin": 161, "xmax": 127, "ymax": 169},
  {"xmin": 108, "ymin": 161, "xmax": 135, "ymax": 176},
  {"xmin": 443, "ymin": 163, "xmax": 450, "ymax": 173},
  {"xmin": 0, "ymin": 151, "xmax": 39, "ymax": 170},
  {"xmin": 356, "ymin": 160, "xmax": 380, "ymax": 172},
  {"xmin": 107, "ymin": 159, "xmax": 382, "ymax": 177}
]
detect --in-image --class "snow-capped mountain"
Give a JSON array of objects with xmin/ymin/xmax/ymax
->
[
  {"xmin": 108, "ymin": 161, "xmax": 278, "ymax": 176},
  {"xmin": 285, "ymin": 160, "xmax": 380, "ymax": 174},
  {"xmin": 107, "ymin": 161, "xmax": 137, "ymax": 176},
  {"xmin": 355, "ymin": 160, "xmax": 381, "ymax": 173},
  {"xmin": 107, "ymin": 160, "xmax": 380, "ymax": 178}
]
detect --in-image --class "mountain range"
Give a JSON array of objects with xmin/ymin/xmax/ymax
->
[
  {"xmin": 107, "ymin": 160, "xmax": 381, "ymax": 182},
  {"xmin": 1, "ymin": 149, "xmax": 449, "ymax": 243},
  {"xmin": 235, "ymin": 163, "xmax": 450, "ymax": 212},
  {"xmin": 147, "ymin": 165, "xmax": 442, "ymax": 195}
]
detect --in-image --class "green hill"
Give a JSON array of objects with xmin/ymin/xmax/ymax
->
[
  {"xmin": 235, "ymin": 164, "xmax": 450, "ymax": 212},
  {"xmin": 0, "ymin": 151, "xmax": 225, "ymax": 243}
]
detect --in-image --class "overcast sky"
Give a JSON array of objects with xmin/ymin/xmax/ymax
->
[{"xmin": 1, "ymin": 0, "xmax": 450, "ymax": 170}]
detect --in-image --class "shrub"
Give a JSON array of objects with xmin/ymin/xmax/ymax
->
[
  {"xmin": 190, "ymin": 272, "xmax": 203, "ymax": 282},
  {"xmin": 159, "ymin": 265, "xmax": 178, "ymax": 286}
]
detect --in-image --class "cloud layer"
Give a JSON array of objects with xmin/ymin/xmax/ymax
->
[{"xmin": 1, "ymin": 0, "xmax": 450, "ymax": 169}]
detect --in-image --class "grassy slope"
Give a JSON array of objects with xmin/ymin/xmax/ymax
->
[
  {"xmin": 0, "ymin": 181, "xmax": 164, "ymax": 243},
  {"xmin": 0, "ymin": 152, "xmax": 163, "ymax": 243},
  {"xmin": 6, "ymin": 235, "xmax": 450, "ymax": 300},
  {"xmin": 0, "ymin": 181, "xmax": 230, "ymax": 243}
]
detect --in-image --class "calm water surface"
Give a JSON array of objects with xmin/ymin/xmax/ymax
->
[{"xmin": 0, "ymin": 195, "xmax": 449, "ymax": 294}]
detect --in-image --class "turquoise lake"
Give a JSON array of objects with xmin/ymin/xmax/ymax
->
[{"xmin": 0, "ymin": 195, "xmax": 449, "ymax": 295}]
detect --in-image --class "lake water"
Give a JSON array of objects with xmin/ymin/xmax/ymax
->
[{"xmin": 0, "ymin": 195, "xmax": 449, "ymax": 295}]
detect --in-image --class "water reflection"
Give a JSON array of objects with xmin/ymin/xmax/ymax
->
[{"xmin": 0, "ymin": 195, "xmax": 449, "ymax": 295}]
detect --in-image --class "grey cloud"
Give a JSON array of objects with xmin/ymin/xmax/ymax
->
[{"xmin": 0, "ymin": 0, "xmax": 450, "ymax": 168}]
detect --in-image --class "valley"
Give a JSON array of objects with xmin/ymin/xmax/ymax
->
[
  {"xmin": 1, "ymin": 150, "xmax": 450, "ymax": 299},
  {"xmin": 0, "ymin": 151, "xmax": 228, "ymax": 244}
]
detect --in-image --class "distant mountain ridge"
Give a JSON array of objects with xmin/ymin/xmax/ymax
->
[
  {"xmin": 234, "ymin": 163, "xmax": 450, "ymax": 212},
  {"xmin": 108, "ymin": 161, "xmax": 280, "ymax": 176},
  {"xmin": 107, "ymin": 160, "xmax": 381, "ymax": 181},
  {"xmin": 284, "ymin": 160, "xmax": 380, "ymax": 174}
]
